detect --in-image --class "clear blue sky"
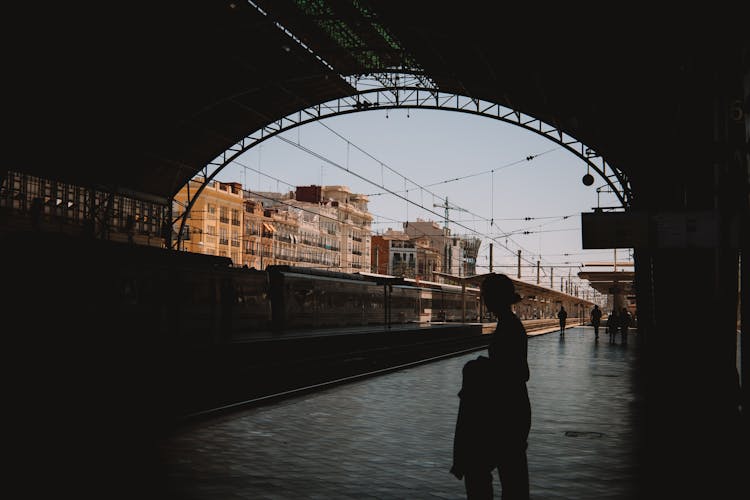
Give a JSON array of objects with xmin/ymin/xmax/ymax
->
[{"xmin": 212, "ymin": 108, "xmax": 629, "ymax": 293}]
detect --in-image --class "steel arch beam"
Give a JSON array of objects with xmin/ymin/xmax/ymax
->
[{"xmin": 174, "ymin": 74, "xmax": 631, "ymax": 249}]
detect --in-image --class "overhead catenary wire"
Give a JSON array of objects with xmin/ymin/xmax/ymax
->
[
  {"xmin": 227, "ymin": 123, "xmax": 608, "ymax": 280},
  {"xmin": 309, "ymin": 122, "xmax": 547, "ymax": 258},
  {"xmin": 276, "ymin": 133, "xmax": 592, "ymax": 284},
  {"xmin": 211, "ymin": 161, "xmax": 460, "ymax": 247},
  {"xmin": 365, "ymin": 146, "xmax": 561, "ymax": 196},
  {"xmin": 297, "ymin": 124, "xmax": 559, "ymax": 269},
  {"xmin": 274, "ymin": 134, "xmax": 559, "ymax": 273}
]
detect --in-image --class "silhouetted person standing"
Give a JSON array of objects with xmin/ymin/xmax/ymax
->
[
  {"xmin": 619, "ymin": 307, "xmax": 631, "ymax": 344},
  {"xmin": 590, "ymin": 305, "xmax": 602, "ymax": 339},
  {"xmin": 606, "ymin": 309, "xmax": 619, "ymax": 344},
  {"xmin": 557, "ymin": 306, "xmax": 567, "ymax": 336},
  {"xmin": 451, "ymin": 273, "xmax": 531, "ymax": 499}
]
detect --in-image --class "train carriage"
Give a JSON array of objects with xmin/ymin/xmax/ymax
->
[
  {"xmin": 388, "ymin": 284, "xmax": 422, "ymax": 324},
  {"xmin": 219, "ymin": 267, "xmax": 272, "ymax": 339},
  {"xmin": 400, "ymin": 278, "xmax": 482, "ymax": 323},
  {"xmin": 268, "ymin": 265, "xmax": 384, "ymax": 331}
]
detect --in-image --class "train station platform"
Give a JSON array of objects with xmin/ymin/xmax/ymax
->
[{"xmin": 158, "ymin": 325, "xmax": 643, "ymax": 499}]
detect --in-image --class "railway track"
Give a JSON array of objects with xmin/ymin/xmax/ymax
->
[{"xmin": 171, "ymin": 319, "xmax": 580, "ymax": 428}]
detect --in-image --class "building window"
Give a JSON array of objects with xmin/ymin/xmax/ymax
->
[{"xmin": 219, "ymin": 206, "xmax": 229, "ymax": 224}]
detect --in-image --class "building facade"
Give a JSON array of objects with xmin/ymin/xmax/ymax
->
[
  {"xmin": 370, "ymin": 220, "xmax": 479, "ymax": 281},
  {"xmin": 173, "ymin": 178, "xmax": 246, "ymax": 264},
  {"xmin": 174, "ymin": 181, "xmax": 373, "ymax": 271}
]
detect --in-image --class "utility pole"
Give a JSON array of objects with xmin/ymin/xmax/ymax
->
[
  {"xmin": 517, "ymin": 250, "xmax": 521, "ymax": 279},
  {"xmin": 550, "ymin": 267, "xmax": 553, "ymax": 288},
  {"xmin": 489, "ymin": 243, "xmax": 493, "ymax": 273},
  {"xmin": 536, "ymin": 260, "xmax": 540, "ymax": 284},
  {"xmin": 432, "ymin": 196, "xmax": 468, "ymax": 276},
  {"xmin": 432, "ymin": 195, "xmax": 463, "ymax": 232},
  {"xmin": 614, "ymin": 248, "xmax": 617, "ymax": 271}
]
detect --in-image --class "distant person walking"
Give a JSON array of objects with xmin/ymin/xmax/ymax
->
[
  {"xmin": 619, "ymin": 307, "xmax": 631, "ymax": 344},
  {"xmin": 606, "ymin": 309, "xmax": 619, "ymax": 344},
  {"xmin": 451, "ymin": 273, "xmax": 531, "ymax": 499},
  {"xmin": 590, "ymin": 305, "xmax": 602, "ymax": 339},
  {"xmin": 557, "ymin": 306, "xmax": 568, "ymax": 336}
]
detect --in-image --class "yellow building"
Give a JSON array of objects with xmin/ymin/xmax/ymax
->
[
  {"xmin": 321, "ymin": 186, "xmax": 372, "ymax": 273},
  {"xmin": 174, "ymin": 178, "xmax": 245, "ymax": 265},
  {"xmin": 175, "ymin": 180, "xmax": 374, "ymax": 272}
]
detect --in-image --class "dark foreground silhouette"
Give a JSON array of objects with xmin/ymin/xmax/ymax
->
[{"xmin": 451, "ymin": 273, "xmax": 531, "ymax": 499}]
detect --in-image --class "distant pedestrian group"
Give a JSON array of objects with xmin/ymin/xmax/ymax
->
[{"xmin": 605, "ymin": 307, "xmax": 632, "ymax": 344}]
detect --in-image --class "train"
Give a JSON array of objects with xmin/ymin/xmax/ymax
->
[
  {"xmin": 107, "ymin": 242, "xmax": 484, "ymax": 344},
  {"xmin": 6, "ymin": 231, "xmax": 589, "ymax": 348},
  {"xmin": 268, "ymin": 266, "xmax": 482, "ymax": 332}
]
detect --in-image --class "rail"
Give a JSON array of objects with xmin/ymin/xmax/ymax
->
[{"xmin": 172, "ymin": 320, "xmax": 583, "ymax": 428}]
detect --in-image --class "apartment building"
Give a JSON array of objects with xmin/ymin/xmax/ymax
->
[
  {"xmin": 174, "ymin": 179, "xmax": 374, "ymax": 271},
  {"xmin": 371, "ymin": 220, "xmax": 478, "ymax": 281},
  {"xmin": 174, "ymin": 178, "xmax": 246, "ymax": 264}
]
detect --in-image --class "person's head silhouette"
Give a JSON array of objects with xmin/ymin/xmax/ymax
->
[{"xmin": 481, "ymin": 273, "xmax": 521, "ymax": 314}]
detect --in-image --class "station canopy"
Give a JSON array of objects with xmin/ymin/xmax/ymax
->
[
  {"xmin": 578, "ymin": 271, "xmax": 635, "ymax": 296},
  {"xmin": 6, "ymin": 2, "xmax": 742, "ymax": 204}
]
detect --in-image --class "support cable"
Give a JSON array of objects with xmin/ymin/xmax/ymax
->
[
  {"xmin": 275, "ymin": 134, "xmax": 555, "ymax": 269},
  {"xmin": 302, "ymin": 125, "xmax": 552, "ymax": 268}
]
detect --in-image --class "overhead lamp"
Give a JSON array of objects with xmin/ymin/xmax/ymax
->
[{"xmin": 582, "ymin": 165, "xmax": 594, "ymax": 186}]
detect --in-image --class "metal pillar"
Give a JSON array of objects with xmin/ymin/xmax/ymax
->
[{"xmin": 517, "ymin": 250, "xmax": 521, "ymax": 279}]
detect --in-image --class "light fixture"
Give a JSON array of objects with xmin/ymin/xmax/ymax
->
[{"xmin": 582, "ymin": 165, "xmax": 594, "ymax": 186}]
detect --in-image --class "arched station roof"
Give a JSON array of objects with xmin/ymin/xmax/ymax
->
[{"xmin": 6, "ymin": 2, "xmax": 746, "ymax": 205}]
